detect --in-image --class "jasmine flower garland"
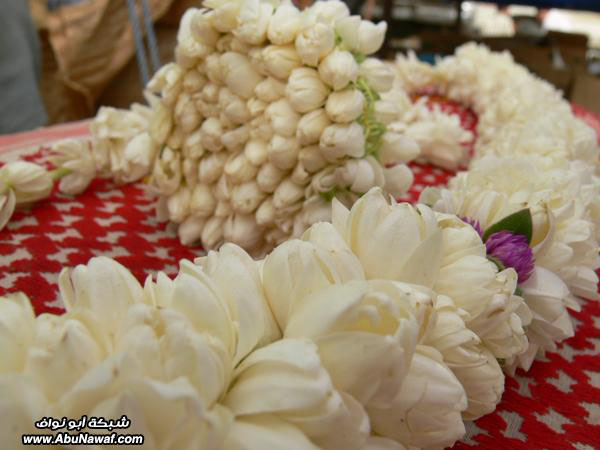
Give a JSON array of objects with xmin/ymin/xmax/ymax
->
[{"xmin": 0, "ymin": 3, "xmax": 599, "ymax": 448}]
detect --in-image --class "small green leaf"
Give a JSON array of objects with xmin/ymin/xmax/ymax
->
[
  {"xmin": 482, "ymin": 209, "xmax": 533, "ymax": 244},
  {"xmin": 514, "ymin": 286, "xmax": 523, "ymax": 297}
]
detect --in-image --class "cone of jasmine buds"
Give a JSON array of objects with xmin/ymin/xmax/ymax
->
[{"xmin": 48, "ymin": 0, "xmax": 413, "ymax": 256}]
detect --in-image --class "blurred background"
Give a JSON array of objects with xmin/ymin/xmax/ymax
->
[{"xmin": 2, "ymin": 0, "xmax": 599, "ymax": 133}]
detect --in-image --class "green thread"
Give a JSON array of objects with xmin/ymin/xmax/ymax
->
[
  {"xmin": 354, "ymin": 77, "xmax": 386, "ymax": 158},
  {"xmin": 49, "ymin": 167, "xmax": 72, "ymax": 181}
]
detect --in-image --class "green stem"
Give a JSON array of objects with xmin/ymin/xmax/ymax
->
[{"xmin": 49, "ymin": 167, "xmax": 72, "ymax": 181}]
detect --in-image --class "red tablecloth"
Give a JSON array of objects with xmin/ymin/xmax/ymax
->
[{"xmin": 0, "ymin": 104, "xmax": 599, "ymax": 449}]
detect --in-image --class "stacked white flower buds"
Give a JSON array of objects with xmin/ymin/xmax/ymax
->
[{"xmin": 45, "ymin": 0, "xmax": 413, "ymax": 255}]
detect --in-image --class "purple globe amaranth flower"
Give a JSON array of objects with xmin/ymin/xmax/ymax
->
[
  {"xmin": 461, "ymin": 216, "xmax": 483, "ymax": 236},
  {"xmin": 485, "ymin": 231, "xmax": 534, "ymax": 283}
]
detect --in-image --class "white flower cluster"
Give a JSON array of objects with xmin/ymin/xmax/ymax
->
[
  {"xmin": 393, "ymin": 43, "xmax": 600, "ymax": 166},
  {"xmin": 0, "ymin": 162, "xmax": 54, "ymax": 229},
  {"xmin": 380, "ymin": 91, "xmax": 473, "ymax": 171},
  {"xmin": 48, "ymin": 0, "xmax": 414, "ymax": 255},
  {"xmin": 2, "ymin": 188, "xmax": 541, "ymax": 449},
  {"xmin": 422, "ymin": 152, "xmax": 600, "ymax": 374},
  {"xmin": 389, "ymin": 43, "xmax": 600, "ymax": 374}
]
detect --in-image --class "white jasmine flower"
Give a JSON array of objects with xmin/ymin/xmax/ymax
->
[
  {"xmin": 224, "ymin": 214, "xmax": 263, "ymax": 252},
  {"xmin": 222, "ymin": 92, "xmax": 252, "ymax": 125},
  {"xmin": 0, "ymin": 161, "xmax": 53, "ymax": 203},
  {"xmin": 58, "ymin": 257, "xmax": 147, "ymax": 346},
  {"xmin": 167, "ymin": 185, "xmax": 192, "ymax": 223},
  {"xmin": 265, "ymin": 99, "xmax": 301, "ymax": 137},
  {"xmin": 204, "ymin": 53, "xmax": 224, "ymax": 85},
  {"xmin": 147, "ymin": 63, "xmax": 184, "ymax": 105},
  {"xmin": 214, "ymin": 173, "xmax": 232, "ymax": 202},
  {"xmin": 199, "ymin": 152, "xmax": 228, "ymax": 184},
  {"xmin": 122, "ymin": 132, "xmax": 159, "ymax": 182},
  {"xmin": 434, "ymin": 217, "xmax": 532, "ymax": 359},
  {"xmin": 178, "ymin": 215, "xmax": 206, "ymax": 245},
  {"xmin": 403, "ymin": 103, "xmax": 472, "ymax": 171},
  {"xmin": 256, "ymin": 196, "xmax": 276, "ymax": 226},
  {"xmin": 335, "ymin": 156, "xmax": 382, "ymax": 193},
  {"xmin": 183, "ymin": 128, "xmax": 205, "ymax": 159},
  {"xmin": 257, "ymin": 162, "xmax": 286, "ymax": 193},
  {"xmin": 231, "ymin": 181, "xmax": 266, "ymax": 214},
  {"xmin": 305, "ymin": 0, "xmax": 349, "ymax": 25},
  {"xmin": 222, "ymin": 125, "xmax": 250, "ymax": 152},
  {"xmin": 183, "ymin": 70, "xmax": 208, "ymax": 94},
  {"xmin": 191, "ymin": 183, "xmax": 217, "ymax": 217},
  {"xmin": 206, "ymin": 0, "xmax": 242, "ymax": 32},
  {"xmin": 244, "ymin": 139, "xmax": 269, "ymax": 166},
  {"xmin": 424, "ymin": 295, "xmax": 504, "ymax": 420},
  {"xmin": 202, "ymin": 83, "xmax": 220, "ymax": 103},
  {"xmin": 183, "ymin": 157, "xmax": 199, "ymax": 189},
  {"xmin": 215, "ymin": 200, "xmax": 232, "ymax": 218},
  {"xmin": 202, "ymin": 215, "xmax": 225, "ymax": 249},
  {"xmin": 0, "ymin": 376, "xmax": 50, "ymax": 449},
  {"xmin": 299, "ymin": 145, "xmax": 328, "ymax": 173},
  {"xmin": 359, "ymin": 58, "xmax": 395, "ymax": 93},
  {"xmin": 374, "ymin": 99, "xmax": 401, "ymax": 125},
  {"xmin": 225, "ymin": 152, "xmax": 258, "ymax": 184},
  {"xmin": 201, "ymin": 117, "xmax": 225, "ymax": 152},
  {"xmin": 332, "ymin": 188, "xmax": 441, "ymax": 284},
  {"xmin": 368, "ymin": 345, "xmax": 467, "ymax": 449},
  {"xmin": 378, "ymin": 132, "xmax": 420, "ymax": 165},
  {"xmin": 267, "ymin": 3, "xmax": 302, "ymax": 45},
  {"xmin": 224, "ymin": 415, "xmax": 319, "ymax": 450},
  {"xmin": 50, "ymin": 139, "xmax": 97, "ymax": 195},
  {"xmin": 297, "ymin": 108, "xmax": 332, "ymax": 146},
  {"xmin": 223, "ymin": 338, "xmax": 369, "ymax": 450},
  {"xmin": 166, "ymin": 125, "xmax": 184, "ymax": 150},
  {"xmin": 190, "ymin": 8, "xmax": 219, "ymax": 47},
  {"xmin": 0, "ymin": 293, "xmax": 36, "ymax": 372},
  {"xmin": 268, "ymin": 135, "xmax": 300, "ymax": 170},
  {"xmin": 273, "ymin": 178, "xmax": 304, "ymax": 209},
  {"xmin": 295, "ymin": 22, "xmax": 335, "ymax": 67},
  {"xmin": 220, "ymin": 52, "xmax": 264, "ymax": 99},
  {"xmin": 336, "ymin": 16, "xmax": 387, "ymax": 55},
  {"xmin": 383, "ymin": 164, "xmax": 413, "ymax": 198},
  {"xmin": 363, "ymin": 436, "xmax": 406, "ymax": 450},
  {"xmin": 505, "ymin": 266, "xmax": 575, "ymax": 374},
  {"xmin": 247, "ymin": 98, "xmax": 268, "ymax": 118},
  {"xmin": 325, "ymin": 89, "xmax": 364, "ymax": 123},
  {"xmin": 0, "ymin": 190, "xmax": 15, "ymax": 231},
  {"xmin": 150, "ymin": 147, "xmax": 182, "ymax": 195},
  {"xmin": 293, "ymin": 195, "xmax": 332, "ymax": 234},
  {"xmin": 255, "ymin": 77, "xmax": 287, "ymax": 103},
  {"xmin": 318, "ymin": 50, "xmax": 359, "ymax": 91},
  {"xmin": 291, "ymin": 161, "xmax": 311, "ymax": 186},
  {"xmin": 196, "ymin": 243, "xmax": 281, "ymax": 363},
  {"xmin": 263, "ymin": 44, "xmax": 302, "ymax": 80},
  {"xmin": 177, "ymin": 9, "xmax": 213, "ymax": 60},
  {"xmin": 319, "ymin": 122, "xmax": 365, "ymax": 161},
  {"xmin": 234, "ymin": 0, "xmax": 274, "ymax": 45}
]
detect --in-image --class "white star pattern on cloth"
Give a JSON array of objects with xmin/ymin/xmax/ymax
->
[
  {"xmin": 581, "ymin": 403, "xmax": 600, "ymax": 426},
  {"xmin": 499, "ymin": 411, "xmax": 527, "ymax": 441},
  {"xmin": 535, "ymin": 408, "xmax": 573, "ymax": 433},
  {"xmin": 460, "ymin": 421, "xmax": 490, "ymax": 446},
  {"xmin": 514, "ymin": 375, "xmax": 536, "ymax": 398},
  {"xmin": 584, "ymin": 370, "xmax": 600, "ymax": 389},
  {"xmin": 548, "ymin": 370, "xmax": 577, "ymax": 393}
]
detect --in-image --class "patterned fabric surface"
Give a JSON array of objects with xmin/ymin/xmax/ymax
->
[{"xmin": 0, "ymin": 102, "xmax": 599, "ymax": 449}]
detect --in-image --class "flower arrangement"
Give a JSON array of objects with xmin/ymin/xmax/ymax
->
[{"xmin": 0, "ymin": 1, "xmax": 599, "ymax": 449}]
